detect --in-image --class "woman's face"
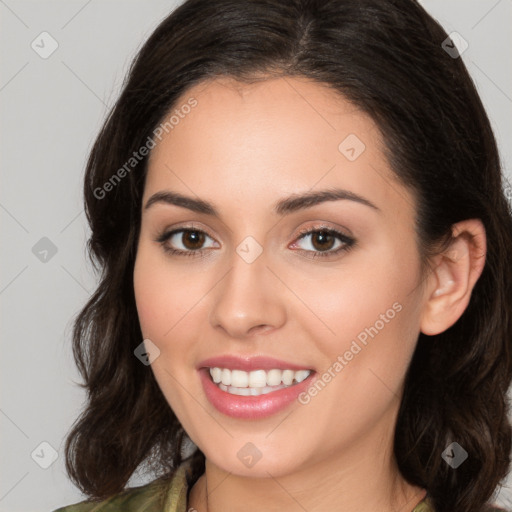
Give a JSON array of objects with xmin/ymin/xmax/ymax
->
[{"xmin": 133, "ymin": 76, "xmax": 429, "ymax": 478}]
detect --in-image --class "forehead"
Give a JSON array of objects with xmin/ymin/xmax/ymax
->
[
  {"xmin": 148, "ymin": 76, "xmax": 378, "ymax": 167},
  {"xmin": 144, "ymin": 76, "xmax": 414, "ymax": 222}
]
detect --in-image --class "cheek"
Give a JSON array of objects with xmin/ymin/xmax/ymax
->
[
  {"xmin": 134, "ymin": 245, "xmax": 187, "ymax": 335},
  {"xmin": 133, "ymin": 250, "xmax": 196, "ymax": 406},
  {"xmin": 296, "ymin": 247, "xmax": 419, "ymax": 354},
  {"xmin": 292, "ymin": 249, "xmax": 422, "ymax": 423},
  {"xmin": 133, "ymin": 252, "xmax": 161, "ymax": 337}
]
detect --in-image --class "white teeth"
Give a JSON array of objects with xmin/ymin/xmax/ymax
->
[
  {"xmin": 219, "ymin": 382, "xmax": 289, "ymax": 396},
  {"xmin": 209, "ymin": 367, "xmax": 312, "ymax": 389},
  {"xmin": 266, "ymin": 369, "xmax": 282, "ymax": 386},
  {"xmin": 210, "ymin": 367, "xmax": 222, "ymax": 383},
  {"xmin": 231, "ymin": 369, "xmax": 249, "ymax": 387},
  {"xmin": 294, "ymin": 370, "xmax": 310, "ymax": 383},
  {"xmin": 248, "ymin": 370, "xmax": 267, "ymax": 388},
  {"xmin": 282, "ymin": 369, "xmax": 294, "ymax": 385},
  {"xmin": 221, "ymin": 368, "xmax": 231, "ymax": 386}
]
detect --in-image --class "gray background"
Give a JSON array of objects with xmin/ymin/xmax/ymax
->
[{"xmin": 1, "ymin": 1, "xmax": 511, "ymax": 511}]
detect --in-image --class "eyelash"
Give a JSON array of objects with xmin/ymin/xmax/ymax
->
[{"xmin": 155, "ymin": 225, "xmax": 356, "ymax": 260}]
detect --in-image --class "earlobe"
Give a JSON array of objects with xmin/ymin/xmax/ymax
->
[{"xmin": 420, "ymin": 219, "xmax": 487, "ymax": 336}]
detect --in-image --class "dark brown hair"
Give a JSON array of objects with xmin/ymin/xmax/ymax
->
[{"xmin": 64, "ymin": 1, "xmax": 512, "ymax": 511}]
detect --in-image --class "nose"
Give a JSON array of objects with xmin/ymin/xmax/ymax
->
[{"xmin": 208, "ymin": 246, "xmax": 287, "ymax": 339}]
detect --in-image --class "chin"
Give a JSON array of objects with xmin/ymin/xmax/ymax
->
[{"xmin": 202, "ymin": 441, "xmax": 312, "ymax": 479}]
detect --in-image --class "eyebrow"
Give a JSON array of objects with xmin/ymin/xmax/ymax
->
[{"xmin": 143, "ymin": 188, "xmax": 380, "ymax": 216}]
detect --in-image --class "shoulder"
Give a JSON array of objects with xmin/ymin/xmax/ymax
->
[
  {"xmin": 412, "ymin": 495, "xmax": 434, "ymax": 512},
  {"xmin": 51, "ymin": 479, "xmax": 170, "ymax": 512},
  {"xmin": 52, "ymin": 465, "xmax": 190, "ymax": 512}
]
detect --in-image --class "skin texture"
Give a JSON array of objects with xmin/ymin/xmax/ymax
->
[{"xmin": 133, "ymin": 76, "xmax": 486, "ymax": 512}]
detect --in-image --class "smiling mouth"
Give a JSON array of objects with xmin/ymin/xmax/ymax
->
[{"xmin": 208, "ymin": 367, "xmax": 312, "ymax": 396}]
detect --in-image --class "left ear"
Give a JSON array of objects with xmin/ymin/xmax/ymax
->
[{"xmin": 420, "ymin": 219, "xmax": 487, "ymax": 336}]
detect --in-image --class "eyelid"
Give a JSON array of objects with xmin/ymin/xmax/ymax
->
[
  {"xmin": 292, "ymin": 222, "xmax": 353, "ymax": 241},
  {"xmin": 155, "ymin": 221, "xmax": 216, "ymax": 240}
]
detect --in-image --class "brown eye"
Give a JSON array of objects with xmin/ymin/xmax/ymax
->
[
  {"xmin": 292, "ymin": 227, "xmax": 356, "ymax": 259},
  {"xmin": 310, "ymin": 231, "xmax": 336, "ymax": 252},
  {"xmin": 181, "ymin": 230, "xmax": 205, "ymax": 250},
  {"xmin": 156, "ymin": 228, "xmax": 218, "ymax": 257}
]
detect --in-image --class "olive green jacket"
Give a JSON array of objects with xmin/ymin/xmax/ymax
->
[{"xmin": 52, "ymin": 464, "xmax": 503, "ymax": 512}]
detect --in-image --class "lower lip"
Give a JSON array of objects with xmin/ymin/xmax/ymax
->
[{"xmin": 199, "ymin": 368, "xmax": 315, "ymax": 419}]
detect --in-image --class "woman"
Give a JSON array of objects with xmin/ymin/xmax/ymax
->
[{"xmin": 53, "ymin": 0, "xmax": 512, "ymax": 511}]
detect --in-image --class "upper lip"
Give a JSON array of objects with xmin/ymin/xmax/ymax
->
[{"xmin": 198, "ymin": 355, "xmax": 313, "ymax": 372}]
